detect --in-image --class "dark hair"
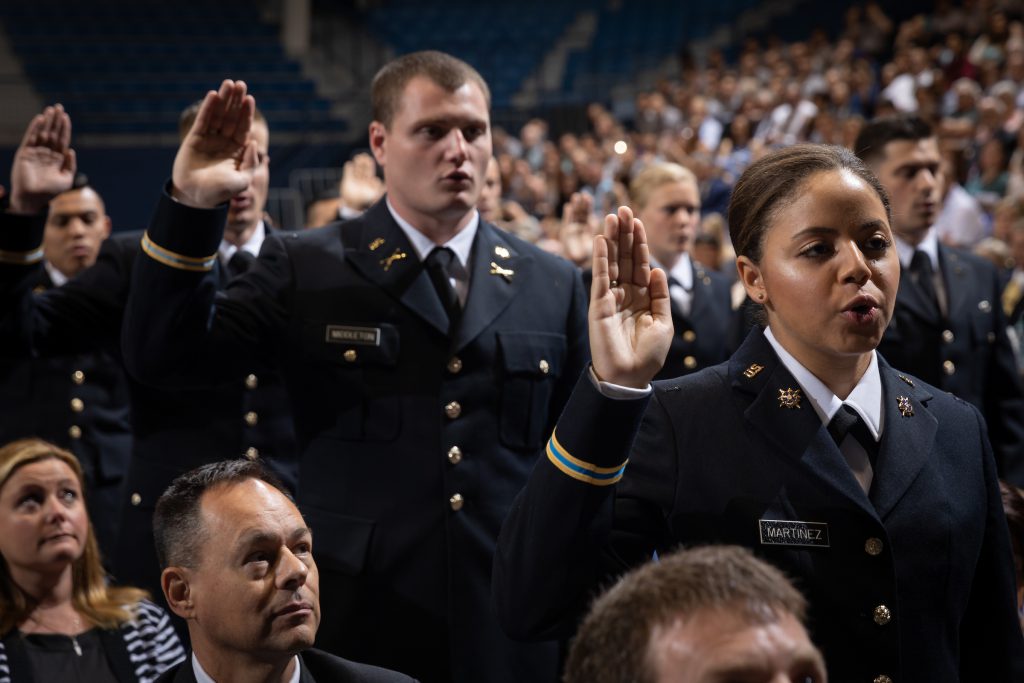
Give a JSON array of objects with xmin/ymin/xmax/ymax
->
[
  {"xmin": 563, "ymin": 545, "xmax": 809, "ymax": 683},
  {"xmin": 1000, "ymin": 481, "xmax": 1024, "ymax": 591},
  {"xmin": 728, "ymin": 144, "xmax": 890, "ymax": 263},
  {"xmin": 153, "ymin": 459, "xmax": 290, "ymax": 569},
  {"xmin": 177, "ymin": 100, "xmax": 267, "ymax": 141},
  {"xmin": 853, "ymin": 115, "xmax": 933, "ymax": 166},
  {"xmin": 371, "ymin": 50, "xmax": 491, "ymax": 128}
]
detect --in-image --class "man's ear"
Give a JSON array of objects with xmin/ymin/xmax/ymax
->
[
  {"xmin": 368, "ymin": 121, "xmax": 387, "ymax": 168},
  {"xmin": 736, "ymin": 255, "xmax": 766, "ymax": 304},
  {"xmin": 162, "ymin": 566, "xmax": 195, "ymax": 619}
]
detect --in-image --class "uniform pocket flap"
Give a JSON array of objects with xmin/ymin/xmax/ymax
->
[
  {"xmin": 498, "ymin": 331, "xmax": 566, "ymax": 377},
  {"xmin": 301, "ymin": 505, "xmax": 375, "ymax": 575}
]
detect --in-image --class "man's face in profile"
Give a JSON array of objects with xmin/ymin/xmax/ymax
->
[
  {"xmin": 870, "ymin": 137, "xmax": 942, "ymax": 242},
  {"xmin": 187, "ymin": 479, "xmax": 320, "ymax": 660},
  {"xmin": 648, "ymin": 606, "xmax": 827, "ymax": 683}
]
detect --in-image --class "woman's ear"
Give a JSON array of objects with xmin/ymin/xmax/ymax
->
[{"xmin": 736, "ymin": 255, "xmax": 766, "ymax": 303}]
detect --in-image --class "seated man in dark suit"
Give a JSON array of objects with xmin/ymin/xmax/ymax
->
[
  {"xmin": 153, "ymin": 459, "xmax": 414, "ymax": 683},
  {"xmin": 564, "ymin": 545, "xmax": 827, "ymax": 683}
]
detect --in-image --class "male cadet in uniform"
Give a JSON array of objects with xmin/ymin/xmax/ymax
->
[
  {"xmin": 855, "ymin": 115, "xmax": 1024, "ymax": 484},
  {"xmin": 0, "ymin": 170, "xmax": 130, "ymax": 559},
  {"xmin": 123, "ymin": 54, "xmax": 588, "ymax": 683},
  {"xmin": 153, "ymin": 460, "xmax": 414, "ymax": 683},
  {"xmin": 0, "ymin": 104, "xmax": 298, "ymax": 603},
  {"xmin": 563, "ymin": 546, "xmax": 827, "ymax": 683}
]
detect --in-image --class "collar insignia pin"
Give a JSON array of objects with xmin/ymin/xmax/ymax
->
[
  {"xmin": 379, "ymin": 248, "xmax": 407, "ymax": 271},
  {"xmin": 490, "ymin": 262, "xmax": 514, "ymax": 281},
  {"xmin": 898, "ymin": 374, "xmax": 914, "ymax": 387},
  {"xmin": 897, "ymin": 395, "xmax": 914, "ymax": 417},
  {"xmin": 743, "ymin": 363, "xmax": 764, "ymax": 379},
  {"xmin": 494, "ymin": 245, "xmax": 510, "ymax": 258},
  {"xmin": 369, "ymin": 238, "xmax": 386, "ymax": 251},
  {"xmin": 778, "ymin": 387, "xmax": 802, "ymax": 409}
]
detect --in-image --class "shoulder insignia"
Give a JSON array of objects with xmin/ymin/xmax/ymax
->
[{"xmin": 369, "ymin": 237, "xmax": 386, "ymax": 251}]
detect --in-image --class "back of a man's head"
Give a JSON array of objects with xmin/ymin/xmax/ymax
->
[
  {"xmin": 153, "ymin": 459, "xmax": 290, "ymax": 570},
  {"xmin": 853, "ymin": 114, "xmax": 933, "ymax": 166},
  {"xmin": 371, "ymin": 50, "xmax": 491, "ymax": 128},
  {"xmin": 564, "ymin": 545, "xmax": 822, "ymax": 683}
]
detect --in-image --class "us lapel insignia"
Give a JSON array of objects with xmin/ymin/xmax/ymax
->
[
  {"xmin": 490, "ymin": 262, "xmax": 514, "ymax": 281},
  {"xmin": 897, "ymin": 395, "xmax": 914, "ymax": 417},
  {"xmin": 368, "ymin": 237, "xmax": 386, "ymax": 251},
  {"xmin": 777, "ymin": 387, "xmax": 802, "ymax": 409},
  {"xmin": 743, "ymin": 363, "xmax": 764, "ymax": 379},
  {"xmin": 898, "ymin": 374, "xmax": 914, "ymax": 387},
  {"xmin": 379, "ymin": 248, "xmax": 407, "ymax": 271},
  {"xmin": 494, "ymin": 245, "xmax": 510, "ymax": 259}
]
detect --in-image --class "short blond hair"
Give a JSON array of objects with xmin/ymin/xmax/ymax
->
[{"xmin": 629, "ymin": 162, "xmax": 698, "ymax": 211}]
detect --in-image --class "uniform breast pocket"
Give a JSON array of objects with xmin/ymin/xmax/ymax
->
[
  {"xmin": 497, "ymin": 331, "xmax": 566, "ymax": 450},
  {"xmin": 301, "ymin": 320, "xmax": 402, "ymax": 441},
  {"xmin": 969, "ymin": 308, "xmax": 996, "ymax": 346}
]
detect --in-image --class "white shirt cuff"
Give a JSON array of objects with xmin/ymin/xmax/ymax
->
[{"xmin": 588, "ymin": 365, "xmax": 652, "ymax": 399}]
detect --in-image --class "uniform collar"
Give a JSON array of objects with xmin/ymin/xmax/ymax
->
[
  {"xmin": 386, "ymin": 197, "xmax": 478, "ymax": 271},
  {"xmin": 667, "ymin": 253, "xmax": 693, "ymax": 289},
  {"xmin": 192, "ymin": 652, "xmax": 301, "ymax": 683},
  {"xmin": 219, "ymin": 220, "xmax": 266, "ymax": 264},
  {"xmin": 763, "ymin": 327, "xmax": 882, "ymax": 440}
]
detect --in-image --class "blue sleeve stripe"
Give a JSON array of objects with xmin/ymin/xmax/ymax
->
[
  {"xmin": 546, "ymin": 430, "xmax": 627, "ymax": 486},
  {"xmin": 141, "ymin": 232, "xmax": 217, "ymax": 272}
]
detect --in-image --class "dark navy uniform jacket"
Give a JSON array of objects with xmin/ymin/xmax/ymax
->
[
  {"xmin": 0, "ymin": 213, "xmax": 298, "ymax": 599},
  {"xmin": 494, "ymin": 329, "xmax": 1024, "ymax": 683},
  {"xmin": 154, "ymin": 649, "xmax": 417, "ymax": 683},
  {"xmin": 584, "ymin": 261, "xmax": 733, "ymax": 379},
  {"xmin": 0, "ymin": 266, "xmax": 131, "ymax": 558},
  {"xmin": 879, "ymin": 244, "xmax": 1024, "ymax": 485},
  {"xmin": 122, "ymin": 195, "xmax": 589, "ymax": 683}
]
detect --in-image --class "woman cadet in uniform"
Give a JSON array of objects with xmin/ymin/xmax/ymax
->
[{"xmin": 494, "ymin": 144, "xmax": 1024, "ymax": 682}]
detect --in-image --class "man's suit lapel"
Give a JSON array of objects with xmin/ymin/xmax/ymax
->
[
  {"xmin": 454, "ymin": 222, "xmax": 531, "ymax": 351},
  {"xmin": 730, "ymin": 330, "xmax": 876, "ymax": 518},
  {"xmin": 870, "ymin": 365, "xmax": 936, "ymax": 518},
  {"xmin": 344, "ymin": 202, "xmax": 449, "ymax": 336}
]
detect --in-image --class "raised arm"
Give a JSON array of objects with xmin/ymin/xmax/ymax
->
[
  {"xmin": 493, "ymin": 206, "xmax": 673, "ymax": 640},
  {"xmin": 9, "ymin": 104, "xmax": 76, "ymax": 214}
]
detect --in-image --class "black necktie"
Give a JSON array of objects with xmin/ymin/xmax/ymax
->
[
  {"xmin": 827, "ymin": 404, "xmax": 878, "ymax": 468},
  {"xmin": 909, "ymin": 249, "xmax": 939, "ymax": 314},
  {"xmin": 227, "ymin": 250, "xmax": 256, "ymax": 280},
  {"xmin": 425, "ymin": 247, "xmax": 461, "ymax": 330}
]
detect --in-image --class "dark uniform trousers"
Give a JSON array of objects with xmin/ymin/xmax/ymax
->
[
  {"xmin": 122, "ymin": 196, "xmax": 589, "ymax": 683},
  {"xmin": 878, "ymin": 244, "xmax": 1024, "ymax": 485},
  {"xmin": 0, "ymin": 215, "xmax": 299, "ymax": 604},
  {"xmin": 584, "ymin": 263, "xmax": 733, "ymax": 379},
  {"xmin": 494, "ymin": 329, "xmax": 1024, "ymax": 682},
  {"xmin": 0, "ymin": 269, "xmax": 131, "ymax": 561}
]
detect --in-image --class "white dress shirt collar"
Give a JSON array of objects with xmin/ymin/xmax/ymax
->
[
  {"xmin": 43, "ymin": 260, "xmax": 69, "ymax": 287},
  {"xmin": 667, "ymin": 253, "xmax": 694, "ymax": 289},
  {"xmin": 895, "ymin": 229, "xmax": 939, "ymax": 271},
  {"xmin": 219, "ymin": 220, "xmax": 266, "ymax": 265},
  {"xmin": 763, "ymin": 327, "xmax": 883, "ymax": 441},
  {"xmin": 192, "ymin": 653, "xmax": 301, "ymax": 683},
  {"xmin": 385, "ymin": 198, "xmax": 478, "ymax": 270}
]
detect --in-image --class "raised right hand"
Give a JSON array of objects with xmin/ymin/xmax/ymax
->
[
  {"xmin": 9, "ymin": 104, "xmax": 76, "ymax": 214},
  {"xmin": 172, "ymin": 79, "xmax": 257, "ymax": 209},
  {"xmin": 589, "ymin": 206, "xmax": 673, "ymax": 388}
]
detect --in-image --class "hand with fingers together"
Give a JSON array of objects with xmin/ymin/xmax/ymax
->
[
  {"xmin": 589, "ymin": 206, "xmax": 674, "ymax": 389},
  {"xmin": 172, "ymin": 79, "xmax": 258, "ymax": 209},
  {"xmin": 9, "ymin": 104, "xmax": 76, "ymax": 215}
]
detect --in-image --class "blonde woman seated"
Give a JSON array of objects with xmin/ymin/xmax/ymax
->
[{"xmin": 0, "ymin": 439, "xmax": 184, "ymax": 682}]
